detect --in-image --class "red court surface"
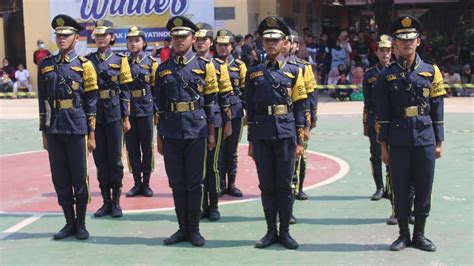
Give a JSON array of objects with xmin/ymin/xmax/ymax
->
[{"xmin": 0, "ymin": 145, "xmax": 341, "ymax": 213}]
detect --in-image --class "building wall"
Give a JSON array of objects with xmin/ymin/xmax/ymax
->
[
  {"xmin": 214, "ymin": 0, "xmax": 249, "ymax": 35},
  {"xmin": 23, "ymin": 0, "xmax": 51, "ymax": 91},
  {"xmin": 0, "ymin": 18, "xmax": 5, "ymax": 62}
]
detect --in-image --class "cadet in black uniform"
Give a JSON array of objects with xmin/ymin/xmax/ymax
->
[
  {"xmin": 38, "ymin": 14, "xmax": 98, "ymax": 240},
  {"xmin": 125, "ymin": 26, "xmax": 158, "ymax": 197},
  {"xmin": 87, "ymin": 20, "xmax": 133, "ymax": 218},
  {"xmin": 215, "ymin": 29, "xmax": 247, "ymax": 198},
  {"xmin": 376, "ymin": 16, "xmax": 445, "ymax": 252},
  {"xmin": 363, "ymin": 35, "xmax": 393, "ymax": 201},
  {"xmin": 155, "ymin": 16, "xmax": 219, "ymax": 247},
  {"xmin": 246, "ymin": 17, "xmax": 307, "ymax": 249},
  {"xmin": 194, "ymin": 22, "xmax": 233, "ymax": 222}
]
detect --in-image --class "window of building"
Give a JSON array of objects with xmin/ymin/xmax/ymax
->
[{"xmin": 215, "ymin": 7, "xmax": 235, "ymax": 20}]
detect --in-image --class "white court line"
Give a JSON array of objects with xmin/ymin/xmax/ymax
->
[{"xmin": 0, "ymin": 214, "xmax": 43, "ymax": 240}]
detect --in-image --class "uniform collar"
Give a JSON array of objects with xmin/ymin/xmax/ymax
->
[
  {"xmin": 225, "ymin": 54, "xmax": 234, "ymax": 65},
  {"xmin": 173, "ymin": 49, "xmax": 195, "ymax": 65},
  {"xmin": 130, "ymin": 51, "xmax": 146, "ymax": 64},
  {"xmin": 397, "ymin": 53, "xmax": 421, "ymax": 71},
  {"xmin": 96, "ymin": 47, "xmax": 113, "ymax": 62},
  {"xmin": 264, "ymin": 55, "xmax": 286, "ymax": 69},
  {"xmin": 55, "ymin": 50, "xmax": 77, "ymax": 63}
]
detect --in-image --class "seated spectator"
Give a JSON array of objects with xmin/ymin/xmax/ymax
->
[
  {"xmin": 461, "ymin": 64, "xmax": 474, "ymax": 97},
  {"xmin": 331, "ymin": 39, "xmax": 347, "ymax": 70},
  {"xmin": 327, "ymin": 67, "xmax": 340, "ymax": 86},
  {"xmin": 33, "ymin": 40, "xmax": 51, "ymax": 66},
  {"xmin": 1, "ymin": 58, "xmax": 16, "ymax": 80},
  {"xmin": 444, "ymin": 65, "xmax": 462, "ymax": 96},
  {"xmin": 350, "ymin": 66, "xmax": 365, "ymax": 87},
  {"xmin": 333, "ymin": 71, "xmax": 353, "ymax": 101},
  {"xmin": 13, "ymin": 64, "xmax": 33, "ymax": 93},
  {"xmin": 0, "ymin": 72, "xmax": 14, "ymax": 93}
]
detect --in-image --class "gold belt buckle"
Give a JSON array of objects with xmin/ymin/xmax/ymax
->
[
  {"xmin": 99, "ymin": 90, "xmax": 111, "ymax": 99},
  {"xmin": 132, "ymin": 90, "xmax": 144, "ymax": 98},
  {"xmin": 404, "ymin": 106, "xmax": 418, "ymax": 117},
  {"xmin": 59, "ymin": 99, "xmax": 74, "ymax": 109},
  {"xmin": 274, "ymin": 105, "xmax": 288, "ymax": 115},
  {"xmin": 175, "ymin": 102, "xmax": 190, "ymax": 112}
]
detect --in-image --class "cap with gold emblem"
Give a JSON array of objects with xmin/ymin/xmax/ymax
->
[
  {"xmin": 257, "ymin": 16, "xmax": 290, "ymax": 39},
  {"xmin": 215, "ymin": 29, "xmax": 234, "ymax": 44},
  {"xmin": 377, "ymin": 34, "xmax": 392, "ymax": 48},
  {"xmin": 92, "ymin": 19, "xmax": 114, "ymax": 35},
  {"xmin": 166, "ymin": 16, "xmax": 199, "ymax": 36},
  {"xmin": 389, "ymin": 15, "xmax": 423, "ymax": 40},
  {"xmin": 126, "ymin": 25, "xmax": 146, "ymax": 39},
  {"xmin": 195, "ymin": 22, "xmax": 213, "ymax": 39},
  {"xmin": 288, "ymin": 29, "xmax": 299, "ymax": 43},
  {"xmin": 51, "ymin": 14, "xmax": 84, "ymax": 35}
]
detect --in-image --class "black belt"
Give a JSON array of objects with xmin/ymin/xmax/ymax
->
[{"xmin": 169, "ymin": 101, "xmax": 201, "ymax": 112}]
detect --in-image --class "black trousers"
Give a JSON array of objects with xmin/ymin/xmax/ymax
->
[
  {"xmin": 125, "ymin": 115, "xmax": 154, "ymax": 175},
  {"xmin": 93, "ymin": 120, "xmax": 124, "ymax": 190},
  {"xmin": 47, "ymin": 134, "xmax": 89, "ymax": 206},
  {"xmin": 390, "ymin": 145, "xmax": 435, "ymax": 221},
  {"xmin": 204, "ymin": 127, "xmax": 223, "ymax": 193},
  {"xmin": 368, "ymin": 125, "xmax": 389, "ymax": 190},
  {"xmin": 220, "ymin": 117, "xmax": 244, "ymax": 186},
  {"xmin": 163, "ymin": 137, "xmax": 206, "ymax": 213},
  {"xmin": 253, "ymin": 138, "xmax": 296, "ymax": 214}
]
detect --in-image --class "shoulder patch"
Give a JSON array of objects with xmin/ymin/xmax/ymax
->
[
  {"xmin": 418, "ymin": 71, "xmax": 433, "ymax": 77},
  {"xmin": 149, "ymin": 56, "xmax": 157, "ymax": 62},
  {"xmin": 283, "ymin": 71, "xmax": 296, "ymax": 79},
  {"xmin": 250, "ymin": 71, "xmax": 263, "ymax": 79},
  {"xmin": 229, "ymin": 67, "xmax": 240, "ymax": 72},
  {"xmin": 109, "ymin": 63, "xmax": 121, "ymax": 69},
  {"xmin": 387, "ymin": 74, "xmax": 397, "ymax": 81},
  {"xmin": 140, "ymin": 64, "xmax": 150, "ymax": 69},
  {"xmin": 235, "ymin": 59, "xmax": 244, "ymax": 65},
  {"xmin": 70, "ymin": 66, "xmax": 84, "ymax": 72},
  {"xmin": 368, "ymin": 76, "xmax": 377, "ymax": 83},
  {"xmin": 78, "ymin": 56, "xmax": 89, "ymax": 63},
  {"xmin": 199, "ymin": 56, "xmax": 210, "ymax": 62},
  {"xmin": 116, "ymin": 52, "xmax": 127, "ymax": 57},
  {"xmin": 214, "ymin": 58, "xmax": 224, "ymax": 64},
  {"xmin": 192, "ymin": 69, "xmax": 205, "ymax": 75}
]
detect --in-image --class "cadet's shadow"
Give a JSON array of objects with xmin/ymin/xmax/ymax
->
[
  {"xmin": 297, "ymin": 243, "xmax": 389, "ymax": 252},
  {"xmin": 201, "ymin": 215, "xmax": 263, "ymax": 223},
  {"xmin": 306, "ymin": 195, "xmax": 369, "ymax": 201},
  {"xmin": 295, "ymin": 218, "xmax": 386, "ymax": 225},
  {"xmin": 91, "ymin": 212, "xmax": 176, "ymax": 222}
]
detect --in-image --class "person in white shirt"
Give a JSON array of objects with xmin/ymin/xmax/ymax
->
[{"xmin": 13, "ymin": 64, "xmax": 33, "ymax": 93}]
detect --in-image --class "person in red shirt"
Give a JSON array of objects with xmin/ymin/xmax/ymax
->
[
  {"xmin": 152, "ymin": 37, "xmax": 172, "ymax": 63},
  {"xmin": 33, "ymin": 40, "xmax": 51, "ymax": 66}
]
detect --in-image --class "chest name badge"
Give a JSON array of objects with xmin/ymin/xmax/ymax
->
[
  {"xmin": 387, "ymin": 74, "xmax": 397, "ymax": 81},
  {"xmin": 159, "ymin": 69, "xmax": 172, "ymax": 77},
  {"xmin": 192, "ymin": 69, "xmax": 205, "ymax": 75},
  {"xmin": 70, "ymin": 66, "xmax": 83, "ymax": 72},
  {"xmin": 141, "ymin": 64, "xmax": 150, "ymax": 70},
  {"xmin": 368, "ymin": 77, "xmax": 377, "ymax": 83},
  {"xmin": 71, "ymin": 81, "xmax": 80, "ymax": 90},
  {"xmin": 418, "ymin": 71, "xmax": 433, "ymax": 77},
  {"xmin": 250, "ymin": 71, "xmax": 263, "ymax": 79},
  {"xmin": 109, "ymin": 63, "xmax": 120, "ymax": 69},
  {"xmin": 41, "ymin": 65, "xmax": 54, "ymax": 74}
]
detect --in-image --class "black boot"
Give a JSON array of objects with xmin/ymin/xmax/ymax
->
[
  {"xmin": 126, "ymin": 174, "xmax": 142, "ymax": 197},
  {"xmin": 141, "ymin": 172, "xmax": 154, "ymax": 197},
  {"xmin": 53, "ymin": 205, "xmax": 76, "ymax": 240},
  {"xmin": 370, "ymin": 188, "xmax": 384, "ymax": 201},
  {"xmin": 75, "ymin": 204, "xmax": 89, "ymax": 240},
  {"xmin": 295, "ymin": 190, "xmax": 308, "ymax": 200},
  {"xmin": 94, "ymin": 188, "xmax": 111, "ymax": 217},
  {"xmin": 289, "ymin": 213, "xmax": 297, "ymax": 224},
  {"xmin": 163, "ymin": 210, "xmax": 188, "ymax": 245},
  {"xmin": 386, "ymin": 213, "xmax": 398, "ymax": 225},
  {"xmin": 208, "ymin": 192, "xmax": 220, "ymax": 221},
  {"xmin": 219, "ymin": 174, "xmax": 227, "ymax": 197},
  {"xmin": 412, "ymin": 217, "xmax": 436, "ymax": 252},
  {"xmin": 188, "ymin": 211, "xmax": 205, "ymax": 247},
  {"xmin": 255, "ymin": 212, "xmax": 278, "ymax": 248},
  {"xmin": 278, "ymin": 211, "xmax": 299, "ymax": 249},
  {"xmin": 111, "ymin": 187, "xmax": 123, "ymax": 218},
  {"xmin": 226, "ymin": 175, "xmax": 243, "ymax": 197},
  {"xmin": 390, "ymin": 218, "xmax": 411, "ymax": 251}
]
